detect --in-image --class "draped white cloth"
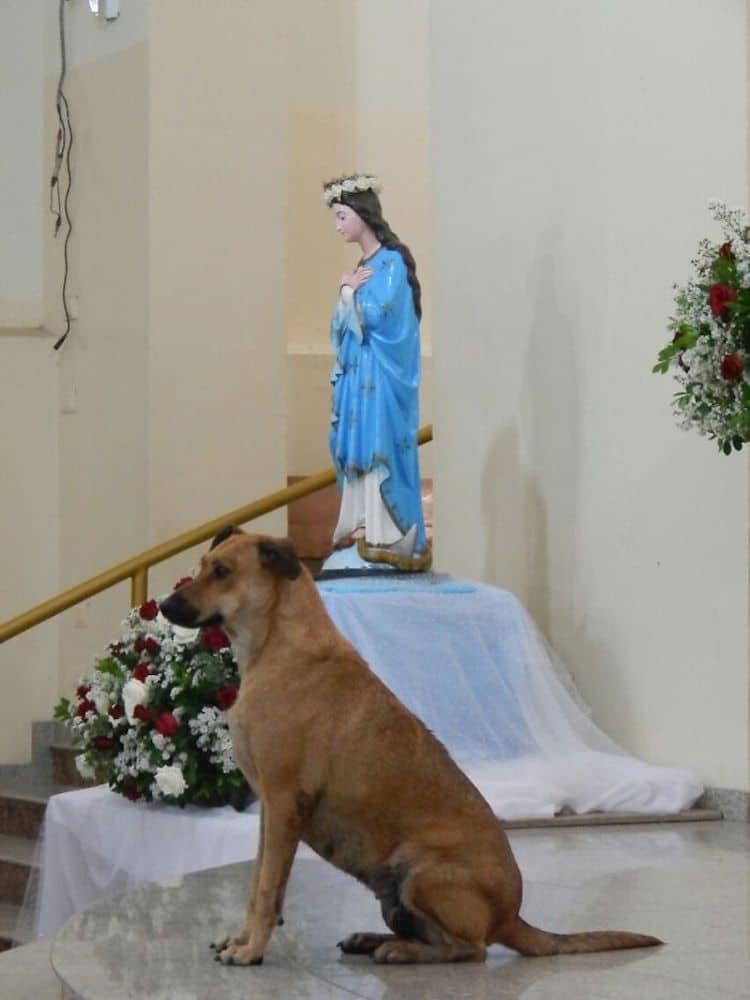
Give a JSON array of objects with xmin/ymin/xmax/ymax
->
[{"xmin": 28, "ymin": 576, "xmax": 701, "ymax": 938}]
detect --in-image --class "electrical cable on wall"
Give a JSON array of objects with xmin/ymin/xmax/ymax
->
[{"xmin": 51, "ymin": 0, "xmax": 74, "ymax": 351}]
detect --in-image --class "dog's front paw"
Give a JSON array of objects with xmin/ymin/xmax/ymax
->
[
  {"xmin": 216, "ymin": 942, "xmax": 264, "ymax": 967},
  {"xmin": 210, "ymin": 928, "xmax": 249, "ymax": 952}
]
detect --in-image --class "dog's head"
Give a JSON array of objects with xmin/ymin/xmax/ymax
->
[{"xmin": 159, "ymin": 527, "xmax": 302, "ymax": 633}]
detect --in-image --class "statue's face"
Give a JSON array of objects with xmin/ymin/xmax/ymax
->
[{"xmin": 331, "ymin": 203, "xmax": 367, "ymax": 244}]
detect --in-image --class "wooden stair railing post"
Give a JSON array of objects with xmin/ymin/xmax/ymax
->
[{"xmin": 131, "ymin": 568, "xmax": 148, "ymax": 608}]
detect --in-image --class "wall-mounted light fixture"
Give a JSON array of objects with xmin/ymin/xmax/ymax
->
[{"xmin": 88, "ymin": 0, "xmax": 120, "ymax": 21}]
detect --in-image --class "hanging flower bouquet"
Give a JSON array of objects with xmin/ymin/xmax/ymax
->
[
  {"xmin": 654, "ymin": 201, "xmax": 750, "ymax": 454},
  {"xmin": 54, "ymin": 588, "xmax": 252, "ymax": 809}
]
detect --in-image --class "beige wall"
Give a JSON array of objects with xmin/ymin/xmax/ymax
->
[
  {"xmin": 1, "ymin": 0, "xmax": 150, "ymax": 756},
  {"xmin": 0, "ymin": 0, "xmax": 44, "ymax": 328},
  {"xmin": 147, "ymin": 1, "xmax": 289, "ymax": 599},
  {"xmin": 431, "ymin": 0, "xmax": 750, "ymax": 791},
  {"xmin": 0, "ymin": 333, "xmax": 59, "ymax": 759}
]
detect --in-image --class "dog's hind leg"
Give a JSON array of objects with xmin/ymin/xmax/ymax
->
[{"xmin": 371, "ymin": 869, "xmax": 490, "ymax": 965}]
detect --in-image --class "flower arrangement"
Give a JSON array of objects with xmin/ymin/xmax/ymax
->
[
  {"xmin": 54, "ymin": 587, "xmax": 252, "ymax": 809},
  {"xmin": 654, "ymin": 201, "xmax": 750, "ymax": 454}
]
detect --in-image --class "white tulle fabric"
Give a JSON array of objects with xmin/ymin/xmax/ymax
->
[
  {"xmin": 320, "ymin": 578, "xmax": 701, "ymax": 817},
  {"xmin": 23, "ymin": 577, "xmax": 701, "ymax": 939}
]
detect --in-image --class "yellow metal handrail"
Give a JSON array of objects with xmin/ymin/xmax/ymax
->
[{"xmin": 0, "ymin": 424, "xmax": 433, "ymax": 645}]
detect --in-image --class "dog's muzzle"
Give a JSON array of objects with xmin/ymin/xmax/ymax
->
[{"xmin": 159, "ymin": 592, "xmax": 223, "ymax": 629}]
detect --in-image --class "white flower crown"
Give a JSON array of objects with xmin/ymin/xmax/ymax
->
[{"xmin": 322, "ymin": 173, "xmax": 381, "ymax": 207}]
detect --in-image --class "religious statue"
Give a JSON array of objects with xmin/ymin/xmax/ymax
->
[{"xmin": 320, "ymin": 174, "xmax": 431, "ymax": 573}]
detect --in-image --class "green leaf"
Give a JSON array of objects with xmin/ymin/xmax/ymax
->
[
  {"xmin": 53, "ymin": 698, "xmax": 71, "ymax": 720},
  {"xmin": 95, "ymin": 657, "xmax": 124, "ymax": 679}
]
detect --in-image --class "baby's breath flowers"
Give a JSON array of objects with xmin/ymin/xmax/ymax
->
[
  {"xmin": 654, "ymin": 201, "xmax": 750, "ymax": 454},
  {"xmin": 54, "ymin": 591, "xmax": 251, "ymax": 809}
]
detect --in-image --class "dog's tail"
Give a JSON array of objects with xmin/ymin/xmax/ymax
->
[{"xmin": 499, "ymin": 917, "xmax": 662, "ymax": 956}]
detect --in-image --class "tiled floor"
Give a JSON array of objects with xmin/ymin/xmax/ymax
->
[{"xmin": 3, "ymin": 819, "xmax": 748, "ymax": 999}]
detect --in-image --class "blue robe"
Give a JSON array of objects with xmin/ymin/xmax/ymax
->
[{"xmin": 329, "ymin": 246, "xmax": 427, "ymax": 554}]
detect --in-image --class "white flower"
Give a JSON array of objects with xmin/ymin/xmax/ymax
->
[
  {"xmin": 122, "ymin": 678, "xmax": 149, "ymax": 720},
  {"xmin": 92, "ymin": 689, "xmax": 110, "ymax": 715},
  {"xmin": 154, "ymin": 765, "xmax": 186, "ymax": 798},
  {"xmin": 171, "ymin": 624, "xmax": 200, "ymax": 645},
  {"xmin": 75, "ymin": 755, "xmax": 96, "ymax": 780}
]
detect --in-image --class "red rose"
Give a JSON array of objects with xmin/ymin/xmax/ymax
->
[
  {"xmin": 720, "ymin": 353, "xmax": 744, "ymax": 381},
  {"xmin": 132, "ymin": 662, "xmax": 150, "ymax": 682},
  {"xmin": 139, "ymin": 599, "xmax": 160, "ymax": 621},
  {"xmin": 94, "ymin": 735, "xmax": 114, "ymax": 750},
  {"xmin": 76, "ymin": 699, "xmax": 95, "ymax": 718},
  {"xmin": 76, "ymin": 684, "xmax": 90, "ymax": 699},
  {"xmin": 154, "ymin": 712, "xmax": 179, "ymax": 737},
  {"xmin": 174, "ymin": 576, "xmax": 193, "ymax": 590},
  {"xmin": 201, "ymin": 627, "xmax": 231, "ymax": 652},
  {"xmin": 109, "ymin": 704, "xmax": 124, "ymax": 719},
  {"xmin": 719, "ymin": 241, "xmax": 734, "ymax": 259},
  {"xmin": 709, "ymin": 282, "xmax": 737, "ymax": 320},
  {"xmin": 132, "ymin": 636, "xmax": 160, "ymax": 656},
  {"xmin": 216, "ymin": 685, "xmax": 238, "ymax": 710},
  {"xmin": 123, "ymin": 783, "xmax": 141, "ymax": 802},
  {"xmin": 133, "ymin": 705, "xmax": 151, "ymax": 723}
]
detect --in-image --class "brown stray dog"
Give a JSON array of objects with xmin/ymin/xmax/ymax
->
[{"xmin": 159, "ymin": 528, "xmax": 662, "ymax": 967}]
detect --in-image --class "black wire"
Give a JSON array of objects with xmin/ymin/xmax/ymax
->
[
  {"xmin": 53, "ymin": 90, "xmax": 74, "ymax": 351},
  {"xmin": 53, "ymin": 0, "xmax": 73, "ymax": 351}
]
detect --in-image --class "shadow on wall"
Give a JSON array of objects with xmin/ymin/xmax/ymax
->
[
  {"xmin": 480, "ymin": 425, "xmax": 527, "ymax": 601},
  {"xmin": 521, "ymin": 240, "xmax": 581, "ymax": 639},
  {"xmin": 519, "ymin": 240, "xmax": 634, "ymax": 738}
]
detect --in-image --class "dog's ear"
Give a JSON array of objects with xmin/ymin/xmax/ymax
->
[
  {"xmin": 210, "ymin": 525, "xmax": 243, "ymax": 551},
  {"xmin": 257, "ymin": 537, "xmax": 301, "ymax": 580}
]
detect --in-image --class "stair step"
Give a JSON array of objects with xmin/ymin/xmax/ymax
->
[
  {"xmin": 0, "ymin": 835, "xmax": 37, "ymax": 907},
  {"xmin": 50, "ymin": 745, "xmax": 96, "ymax": 790},
  {"xmin": 0, "ymin": 791, "xmax": 47, "ymax": 841},
  {"xmin": 0, "ymin": 776, "xmax": 80, "ymax": 841},
  {"xmin": 0, "ymin": 835, "xmax": 37, "ymax": 869}
]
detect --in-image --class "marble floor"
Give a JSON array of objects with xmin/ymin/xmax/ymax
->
[{"xmin": 2, "ymin": 819, "xmax": 748, "ymax": 999}]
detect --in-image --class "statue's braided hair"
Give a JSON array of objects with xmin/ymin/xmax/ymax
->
[{"xmin": 327, "ymin": 186, "xmax": 422, "ymax": 320}]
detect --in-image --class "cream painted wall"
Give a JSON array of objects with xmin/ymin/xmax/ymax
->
[
  {"xmin": 147, "ymin": 1, "xmax": 289, "ymax": 599},
  {"xmin": 0, "ymin": 0, "xmax": 44, "ymax": 327},
  {"xmin": 0, "ymin": 1, "xmax": 149, "ymax": 758},
  {"xmin": 0, "ymin": 334, "xmax": 59, "ymax": 759},
  {"xmin": 2, "ymin": 1, "xmax": 289, "ymax": 760},
  {"xmin": 431, "ymin": 0, "xmax": 750, "ymax": 791},
  {"xmin": 46, "ymin": 32, "xmax": 150, "ymax": 699}
]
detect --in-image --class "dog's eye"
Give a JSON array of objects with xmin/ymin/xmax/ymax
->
[{"xmin": 213, "ymin": 563, "xmax": 231, "ymax": 580}]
